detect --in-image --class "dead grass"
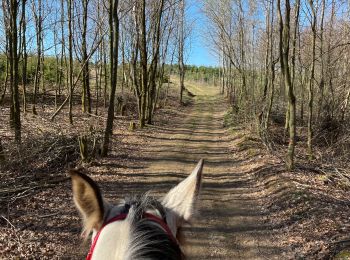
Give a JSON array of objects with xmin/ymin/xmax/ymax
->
[
  {"xmin": 1, "ymin": 80, "xmax": 350, "ymax": 259},
  {"xmin": 0, "ymin": 82, "xmax": 185, "ymax": 259},
  {"xmin": 222, "ymin": 103, "xmax": 350, "ymax": 258},
  {"xmin": 224, "ymin": 126, "xmax": 350, "ymax": 258}
]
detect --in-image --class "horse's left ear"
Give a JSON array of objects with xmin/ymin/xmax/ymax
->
[
  {"xmin": 162, "ymin": 159, "xmax": 204, "ymax": 223},
  {"xmin": 69, "ymin": 169, "xmax": 104, "ymax": 235}
]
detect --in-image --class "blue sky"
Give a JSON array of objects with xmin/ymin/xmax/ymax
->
[
  {"xmin": 7, "ymin": 0, "xmax": 218, "ymax": 67},
  {"xmin": 185, "ymin": 0, "xmax": 218, "ymax": 67}
]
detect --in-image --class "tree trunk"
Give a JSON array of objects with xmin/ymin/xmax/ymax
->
[
  {"xmin": 96, "ymin": 0, "xmax": 102, "ymax": 115},
  {"xmin": 101, "ymin": 0, "xmax": 119, "ymax": 156},
  {"xmin": 59, "ymin": 0, "xmax": 65, "ymax": 97},
  {"xmin": 178, "ymin": 0, "xmax": 185, "ymax": 105},
  {"xmin": 147, "ymin": 0, "xmax": 164, "ymax": 124},
  {"xmin": 278, "ymin": 0, "xmax": 296, "ymax": 170},
  {"xmin": 260, "ymin": 0, "xmax": 272, "ymax": 130},
  {"xmin": 31, "ymin": 0, "xmax": 42, "ymax": 115},
  {"xmin": 0, "ymin": 39, "xmax": 9, "ymax": 105},
  {"xmin": 8, "ymin": 0, "xmax": 21, "ymax": 143},
  {"xmin": 81, "ymin": 0, "xmax": 91, "ymax": 114},
  {"xmin": 67, "ymin": 0, "xmax": 73, "ymax": 124},
  {"xmin": 317, "ymin": 0, "xmax": 325, "ymax": 122},
  {"xmin": 103, "ymin": 39, "xmax": 108, "ymax": 108},
  {"xmin": 264, "ymin": 0, "xmax": 275, "ymax": 129},
  {"xmin": 307, "ymin": 0, "xmax": 317, "ymax": 160},
  {"xmin": 139, "ymin": 0, "xmax": 147, "ymax": 127},
  {"xmin": 21, "ymin": 0, "xmax": 27, "ymax": 113}
]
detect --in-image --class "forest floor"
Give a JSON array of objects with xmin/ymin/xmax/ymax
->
[{"xmin": 1, "ymin": 81, "xmax": 350, "ymax": 259}]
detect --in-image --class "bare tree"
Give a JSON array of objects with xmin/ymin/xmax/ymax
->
[
  {"xmin": 31, "ymin": 0, "xmax": 43, "ymax": 115},
  {"xmin": 20, "ymin": 0, "xmax": 27, "ymax": 113},
  {"xmin": 81, "ymin": 0, "xmax": 91, "ymax": 114},
  {"xmin": 2, "ymin": 0, "xmax": 21, "ymax": 142},
  {"xmin": 178, "ymin": 0, "xmax": 185, "ymax": 104},
  {"xmin": 307, "ymin": 0, "xmax": 317, "ymax": 160},
  {"xmin": 101, "ymin": 0, "xmax": 119, "ymax": 156},
  {"xmin": 147, "ymin": 0, "xmax": 164, "ymax": 124},
  {"xmin": 278, "ymin": 0, "xmax": 296, "ymax": 170},
  {"xmin": 67, "ymin": 0, "xmax": 73, "ymax": 124},
  {"xmin": 264, "ymin": 0, "xmax": 277, "ymax": 130}
]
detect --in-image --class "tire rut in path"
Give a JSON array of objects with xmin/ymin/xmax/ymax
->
[{"xmin": 136, "ymin": 86, "xmax": 282, "ymax": 259}]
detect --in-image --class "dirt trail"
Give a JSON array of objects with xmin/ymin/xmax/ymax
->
[
  {"xmin": 2, "ymin": 81, "xmax": 348, "ymax": 259},
  {"xmin": 1, "ymin": 82, "xmax": 285, "ymax": 259},
  {"xmin": 130, "ymin": 83, "xmax": 282, "ymax": 259}
]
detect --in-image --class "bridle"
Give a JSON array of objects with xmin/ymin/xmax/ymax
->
[{"xmin": 86, "ymin": 212, "xmax": 178, "ymax": 260}]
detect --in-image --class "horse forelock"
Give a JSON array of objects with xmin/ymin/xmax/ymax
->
[{"xmin": 126, "ymin": 195, "xmax": 184, "ymax": 260}]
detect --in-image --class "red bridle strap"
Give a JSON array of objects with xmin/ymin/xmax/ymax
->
[
  {"xmin": 86, "ymin": 213, "xmax": 128, "ymax": 260},
  {"xmin": 86, "ymin": 212, "xmax": 177, "ymax": 260}
]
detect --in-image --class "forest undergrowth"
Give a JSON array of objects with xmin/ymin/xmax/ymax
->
[
  {"xmin": 224, "ymin": 106, "xmax": 350, "ymax": 259},
  {"xmin": 0, "ymin": 82, "xmax": 350, "ymax": 259}
]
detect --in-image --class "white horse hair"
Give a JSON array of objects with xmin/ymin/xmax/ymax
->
[{"xmin": 69, "ymin": 159, "xmax": 204, "ymax": 260}]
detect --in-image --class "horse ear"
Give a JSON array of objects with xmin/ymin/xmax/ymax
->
[
  {"xmin": 69, "ymin": 169, "xmax": 104, "ymax": 235},
  {"xmin": 162, "ymin": 159, "xmax": 204, "ymax": 223}
]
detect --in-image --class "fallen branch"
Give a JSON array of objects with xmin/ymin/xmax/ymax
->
[
  {"xmin": 87, "ymin": 112, "xmax": 107, "ymax": 120},
  {"xmin": 1, "ymin": 215, "xmax": 16, "ymax": 230},
  {"xmin": 38, "ymin": 212, "xmax": 60, "ymax": 218},
  {"xmin": 1, "ymin": 215, "xmax": 21, "ymax": 243},
  {"xmin": 0, "ymin": 177, "xmax": 70, "ymax": 202}
]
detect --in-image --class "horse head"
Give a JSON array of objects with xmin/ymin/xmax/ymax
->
[{"xmin": 69, "ymin": 159, "xmax": 204, "ymax": 260}]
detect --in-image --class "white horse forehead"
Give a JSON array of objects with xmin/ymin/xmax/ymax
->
[
  {"xmin": 90, "ymin": 199, "xmax": 174, "ymax": 260},
  {"xmin": 92, "ymin": 220, "xmax": 132, "ymax": 260}
]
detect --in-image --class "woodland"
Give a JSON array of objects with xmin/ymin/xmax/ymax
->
[{"xmin": 0, "ymin": 0, "xmax": 350, "ymax": 259}]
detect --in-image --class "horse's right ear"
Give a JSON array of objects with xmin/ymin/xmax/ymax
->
[
  {"xmin": 162, "ymin": 159, "xmax": 204, "ymax": 223},
  {"xmin": 68, "ymin": 169, "xmax": 104, "ymax": 236}
]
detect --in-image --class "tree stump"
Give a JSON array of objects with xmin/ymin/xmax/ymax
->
[
  {"xmin": 116, "ymin": 96, "xmax": 124, "ymax": 115},
  {"xmin": 129, "ymin": 121, "xmax": 136, "ymax": 131},
  {"xmin": 121, "ymin": 104, "xmax": 126, "ymax": 116},
  {"xmin": 78, "ymin": 135, "xmax": 88, "ymax": 161}
]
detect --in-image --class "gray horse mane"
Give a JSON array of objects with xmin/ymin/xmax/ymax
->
[{"xmin": 121, "ymin": 194, "xmax": 184, "ymax": 260}]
